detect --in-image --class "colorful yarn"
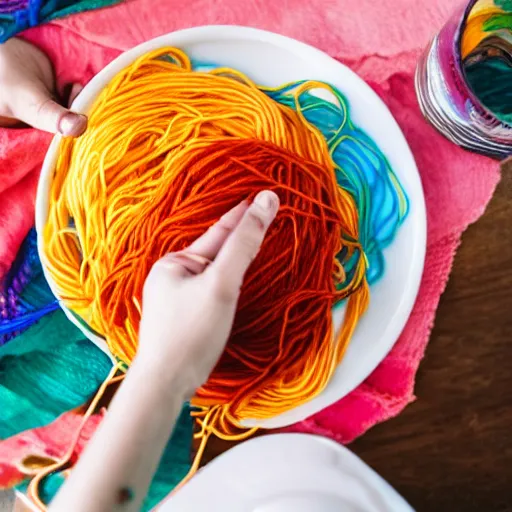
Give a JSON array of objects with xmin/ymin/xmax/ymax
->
[
  {"xmin": 43, "ymin": 47, "xmax": 376, "ymax": 437},
  {"xmin": 194, "ymin": 63, "xmax": 408, "ymax": 283},
  {"xmin": 1, "ymin": 411, "xmax": 105, "ymax": 490},
  {"xmin": 0, "ymin": 230, "xmax": 58, "ymax": 346},
  {"xmin": 263, "ymin": 83, "xmax": 408, "ymax": 283},
  {"xmin": 0, "ymin": 311, "xmax": 110, "ymax": 440},
  {"xmin": 0, "ymin": 0, "xmax": 29, "ymax": 15},
  {"xmin": 0, "ymin": 238, "xmax": 193, "ymax": 507},
  {"xmin": 461, "ymin": 0, "xmax": 512, "ymax": 124}
]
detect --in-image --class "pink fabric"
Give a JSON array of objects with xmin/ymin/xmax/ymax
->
[
  {"xmin": 0, "ymin": 130, "xmax": 50, "ymax": 280},
  {"xmin": 0, "ymin": 410, "xmax": 104, "ymax": 488},
  {"xmin": 0, "ymin": 0, "xmax": 500, "ymax": 441}
]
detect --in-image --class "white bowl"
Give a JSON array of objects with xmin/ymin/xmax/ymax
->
[
  {"xmin": 161, "ymin": 433, "xmax": 414, "ymax": 511},
  {"xmin": 36, "ymin": 25, "xmax": 426, "ymax": 429}
]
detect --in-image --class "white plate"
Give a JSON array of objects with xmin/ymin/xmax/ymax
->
[
  {"xmin": 36, "ymin": 26, "xmax": 426, "ymax": 429},
  {"xmin": 159, "ymin": 433, "xmax": 414, "ymax": 511}
]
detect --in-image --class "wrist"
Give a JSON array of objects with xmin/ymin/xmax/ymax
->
[{"xmin": 128, "ymin": 353, "xmax": 194, "ymax": 402}]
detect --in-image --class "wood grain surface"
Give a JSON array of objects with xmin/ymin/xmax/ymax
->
[{"xmin": 350, "ymin": 160, "xmax": 512, "ymax": 511}]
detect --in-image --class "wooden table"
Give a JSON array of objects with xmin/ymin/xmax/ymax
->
[{"xmin": 350, "ymin": 161, "xmax": 512, "ymax": 511}]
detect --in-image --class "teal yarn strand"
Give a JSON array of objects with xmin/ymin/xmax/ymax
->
[{"xmin": 265, "ymin": 82, "xmax": 409, "ymax": 284}]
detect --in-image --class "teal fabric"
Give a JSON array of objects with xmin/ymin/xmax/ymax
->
[
  {"xmin": 1, "ymin": 229, "xmax": 59, "ymax": 346},
  {"xmin": 0, "ymin": 309, "xmax": 113, "ymax": 440},
  {"xmin": 42, "ymin": 0, "xmax": 122, "ymax": 21},
  {"xmin": 1, "ymin": 263, "xmax": 194, "ymax": 507},
  {"xmin": 496, "ymin": 0, "xmax": 512, "ymax": 9}
]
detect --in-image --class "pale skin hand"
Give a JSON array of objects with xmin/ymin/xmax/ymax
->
[
  {"xmin": 0, "ymin": 38, "xmax": 87, "ymax": 135},
  {"xmin": 49, "ymin": 190, "xmax": 280, "ymax": 512}
]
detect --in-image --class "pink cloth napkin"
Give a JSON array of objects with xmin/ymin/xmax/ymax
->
[{"xmin": 0, "ymin": 0, "xmax": 500, "ymax": 442}]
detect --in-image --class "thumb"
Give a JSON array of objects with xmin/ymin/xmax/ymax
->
[
  {"xmin": 210, "ymin": 190, "xmax": 279, "ymax": 298},
  {"xmin": 12, "ymin": 84, "xmax": 87, "ymax": 136}
]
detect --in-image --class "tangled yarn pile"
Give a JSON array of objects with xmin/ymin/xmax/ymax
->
[{"xmin": 43, "ymin": 48, "xmax": 407, "ymax": 441}]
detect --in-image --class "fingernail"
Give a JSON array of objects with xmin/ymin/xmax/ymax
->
[
  {"xmin": 58, "ymin": 113, "xmax": 87, "ymax": 137},
  {"xmin": 254, "ymin": 191, "xmax": 278, "ymax": 213}
]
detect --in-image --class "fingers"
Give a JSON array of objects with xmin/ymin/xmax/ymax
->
[
  {"xmin": 0, "ymin": 38, "xmax": 86, "ymax": 135},
  {"xmin": 152, "ymin": 201, "xmax": 250, "ymax": 279},
  {"xmin": 154, "ymin": 252, "xmax": 212, "ymax": 278},
  {"xmin": 151, "ymin": 192, "xmax": 277, "ymax": 286},
  {"xmin": 184, "ymin": 200, "xmax": 249, "ymax": 259},
  {"xmin": 210, "ymin": 190, "xmax": 279, "ymax": 298},
  {"xmin": 11, "ymin": 84, "xmax": 87, "ymax": 136}
]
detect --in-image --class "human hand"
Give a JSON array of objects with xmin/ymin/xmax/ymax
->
[
  {"xmin": 0, "ymin": 38, "xmax": 87, "ymax": 136},
  {"xmin": 137, "ymin": 190, "xmax": 279, "ymax": 396}
]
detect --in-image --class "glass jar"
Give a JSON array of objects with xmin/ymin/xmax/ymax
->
[{"xmin": 416, "ymin": 0, "xmax": 512, "ymax": 160}]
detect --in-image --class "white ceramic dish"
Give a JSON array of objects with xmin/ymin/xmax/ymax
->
[
  {"xmin": 36, "ymin": 25, "xmax": 426, "ymax": 429},
  {"xmin": 159, "ymin": 433, "xmax": 414, "ymax": 511}
]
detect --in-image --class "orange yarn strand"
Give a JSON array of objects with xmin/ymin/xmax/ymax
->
[{"xmin": 43, "ymin": 48, "xmax": 369, "ymax": 440}]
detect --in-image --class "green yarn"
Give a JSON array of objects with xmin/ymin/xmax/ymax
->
[
  {"xmin": 482, "ymin": 12, "xmax": 512, "ymax": 32},
  {"xmin": 496, "ymin": 0, "xmax": 512, "ymax": 10}
]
